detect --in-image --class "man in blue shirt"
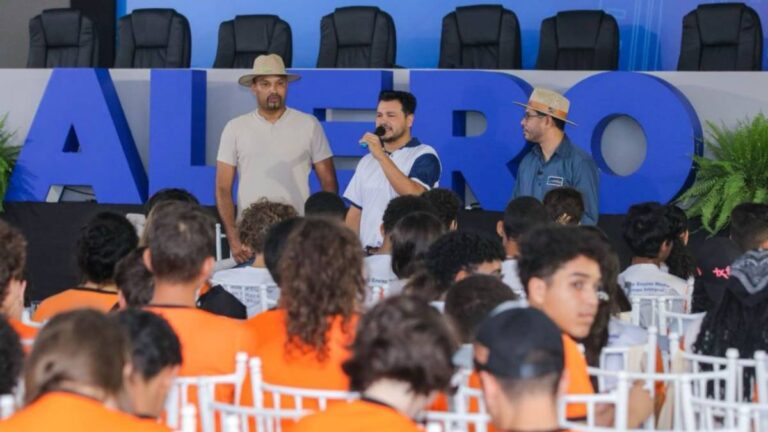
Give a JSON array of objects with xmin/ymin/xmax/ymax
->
[{"xmin": 513, "ymin": 88, "xmax": 599, "ymax": 225}]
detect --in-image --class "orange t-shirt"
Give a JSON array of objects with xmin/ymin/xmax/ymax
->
[
  {"xmin": 563, "ymin": 334, "xmax": 595, "ymax": 420},
  {"xmin": 33, "ymin": 288, "xmax": 118, "ymax": 321},
  {"xmin": 0, "ymin": 392, "xmax": 169, "ymax": 432},
  {"xmin": 8, "ymin": 318, "xmax": 38, "ymax": 353},
  {"xmin": 290, "ymin": 400, "xmax": 422, "ymax": 432}
]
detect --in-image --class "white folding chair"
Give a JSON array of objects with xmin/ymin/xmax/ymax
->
[
  {"xmin": 679, "ymin": 370, "xmax": 752, "ymax": 432},
  {"xmin": 598, "ymin": 326, "xmax": 658, "ymax": 394},
  {"xmin": 449, "ymin": 367, "xmax": 487, "ymax": 417},
  {"xmin": 422, "ymin": 410, "xmax": 491, "ymax": 432},
  {"xmin": 659, "ymin": 311, "xmax": 704, "ymax": 338},
  {"xmin": 205, "ymin": 401, "xmax": 307, "ymax": 432},
  {"xmin": 559, "ymin": 371, "xmax": 630, "ymax": 431},
  {"xmin": 630, "ymin": 295, "xmax": 688, "ymax": 332},
  {"xmin": 178, "ymin": 404, "xmax": 197, "ymax": 432},
  {"xmin": 209, "ymin": 280, "xmax": 280, "ymax": 317},
  {"xmin": 0, "ymin": 394, "xmax": 15, "ymax": 420}
]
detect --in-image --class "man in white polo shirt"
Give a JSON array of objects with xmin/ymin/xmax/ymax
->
[
  {"xmin": 216, "ymin": 54, "xmax": 338, "ymax": 262},
  {"xmin": 344, "ymin": 91, "xmax": 441, "ymax": 250}
]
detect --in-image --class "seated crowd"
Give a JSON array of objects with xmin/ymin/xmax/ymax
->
[{"xmin": 0, "ymin": 185, "xmax": 764, "ymax": 431}]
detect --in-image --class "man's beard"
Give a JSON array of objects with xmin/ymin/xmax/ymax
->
[
  {"xmin": 262, "ymin": 95, "xmax": 283, "ymax": 111},
  {"xmin": 381, "ymin": 127, "xmax": 405, "ymax": 143}
]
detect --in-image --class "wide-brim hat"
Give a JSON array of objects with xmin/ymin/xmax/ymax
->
[
  {"xmin": 237, "ymin": 54, "xmax": 301, "ymax": 87},
  {"xmin": 514, "ymin": 88, "xmax": 577, "ymax": 126}
]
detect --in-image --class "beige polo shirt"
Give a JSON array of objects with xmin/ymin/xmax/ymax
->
[{"xmin": 217, "ymin": 108, "xmax": 333, "ymax": 216}]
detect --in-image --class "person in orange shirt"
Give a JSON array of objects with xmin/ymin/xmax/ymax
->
[
  {"xmin": 519, "ymin": 225, "xmax": 653, "ymax": 428},
  {"xmin": 0, "ymin": 220, "xmax": 37, "ymax": 345},
  {"xmin": 0, "ymin": 309, "xmax": 168, "ymax": 432},
  {"xmin": 0, "ymin": 316, "xmax": 23, "ymax": 395},
  {"xmin": 34, "ymin": 212, "xmax": 138, "ymax": 321},
  {"xmin": 292, "ymin": 295, "xmax": 457, "ymax": 432}
]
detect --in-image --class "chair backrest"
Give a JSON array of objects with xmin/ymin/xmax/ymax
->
[
  {"xmin": 679, "ymin": 370, "xmax": 753, "ymax": 432},
  {"xmin": 27, "ymin": 8, "xmax": 99, "ymax": 68},
  {"xmin": 754, "ymin": 350, "xmax": 768, "ymax": 404},
  {"xmin": 316, "ymin": 6, "xmax": 396, "ymax": 68},
  {"xmin": 598, "ymin": 326, "xmax": 658, "ymax": 394},
  {"xmin": 178, "ymin": 404, "xmax": 197, "ymax": 432},
  {"xmin": 660, "ymin": 310, "xmax": 705, "ymax": 340},
  {"xmin": 214, "ymin": 15, "xmax": 293, "ymax": 68},
  {"xmin": 678, "ymin": 3, "xmax": 763, "ymax": 71},
  {"xmin": 422, "ymin": 410, "xmax": 491, "ymax": 432},
  {"xmin": 205, "ymin": 402, "xmax": 307, "ymax": 432},
  {"xmin": 115, "ymin": 8, "xmax": 191, "ymax": 68},
  {"xmin": 209, "ymin": 280, "xmax": 280, "ymax": 318},
  {"xmin": 0, "ymin": 394, "xmax": 15, "ymax": 420},
  {"xmin": 536, "ymin": 10, "xmax": 618, "ymax": 70},
  {"xmin": 438, "ymin": 5, "xmax": 521, "ymax": 69},
  {"xmin": 559, "ymin": 372, "xmax": 630, "ymax": 430},
  {"xmin": 630, "ymin": 295, "xmax": 688, "ymax": 332}
]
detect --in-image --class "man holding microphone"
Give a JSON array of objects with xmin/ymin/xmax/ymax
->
[{"xmin": 344, "ymin": 91, "xmax": 441, "ymax": 251}]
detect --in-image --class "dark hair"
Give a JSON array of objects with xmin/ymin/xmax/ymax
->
[
  {"xmin": 551, "ymin": 116, "xmax": 566, "ymax": 131},
  {"xmin": 114, "ymin": 247, "xmax": 154, "ymax": 308},
  {"xmin": 145, "ymin": 188, "xmax": 199, "ymax": 216},
  {"xmin": 422, "ymin": 188, "xmax": 462, "ymax": 230},
  {"xmin": 444, "ymin": 275, "xmax": 517, "ymax": 343},
  {"xmin": 112, "ymin": 309, "xmax": 182, "ymax": 380},
  {"xmin": 379, "ymin": 90, "xmax": 417, "ymax": 116},
  {"xmin": 263, "ymin": 217, "xmax": 303, "ymax": 286},
  {"xmin": 665, "ymin": 205, "xmax": 696, "ymax": 280},
  {"xmin": 0, "ymin": 316, "xmax": 23, "ymax": 394},
  {"xmin": 0, "ymin": 221, "xmax": 26, "ymax": 304},
  {"xmin": 518, "ymin": 225, "xmax": 611, "ymax": 293},
  {"xmin": 278, "ymin": 218, "xmax": 364, "ymax": 360},
  {"xmin": 304, "ymin": 192, "xmax": 347, "ymax": 221},
  {"xmin": 25, "ymin": 310, "xmax": 129, "ymax": 404},
  {"xmin": 730, "ymin": 203, "xmax": 768, "ymax": 252},
  {"xmin": 77, "ymin": 212, "xmax": 139, "ymax": 284},
  {"xmin": 502, "ymin": 196, "xmax": 549, "ymax": 239},
  {"xmin": 145, "ymin": 202, "xmax": 215, "ymax": 284},
  {"xmin": 381, "ymin": 195, "xmax": 436, "ymax": 235},
  {"xmin": 622, "ymin": 202, "xmax": 675, "ymax": 259},
  {"xmin": 390, "ymin": 212, "xmax": 445, "ymax": 279},
  {"xmin": 343, "ymin": 295, "xmax": 457, "ymax": 395},
  {"xmin": 497, "ymin": 369, "xmax": 561, "ymax": 400},
  {"xmin": 237, "ymin": 199, "xmax": 297, "ymax": 255},
  {"xmin": 543, "ymin": 187, "xmax": 584, "ymax": 225}
]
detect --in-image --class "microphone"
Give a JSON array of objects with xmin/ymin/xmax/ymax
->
[{"xmin": 360, "ymin": 127, "xmax": 387, "ymax": 148}]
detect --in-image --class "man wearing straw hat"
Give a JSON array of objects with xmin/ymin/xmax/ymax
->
[
  {"xmin": 216, "ymin": 54, "xmax": 338, "ymax": 262},
  {"xmin": 513, "ymin": 88, "xmax": 599, "ymax": 225}
]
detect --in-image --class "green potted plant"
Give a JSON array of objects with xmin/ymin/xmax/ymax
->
[
  {"xmin": 0, "ymin": 113, "xmax": 19, "ymax": 211},
  {"xmin": 676, "ymin": 113, "xmax": 768, "ymax": 235}
]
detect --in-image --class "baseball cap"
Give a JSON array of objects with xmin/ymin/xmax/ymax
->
[{"xmin": 474, "ymin": 306, "xmax": 564, "ymax": 379}]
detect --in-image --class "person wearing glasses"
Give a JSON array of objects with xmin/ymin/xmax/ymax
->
[{"xmin": 512, "ymin": 88, "xmax": 599, "ymax": 225}]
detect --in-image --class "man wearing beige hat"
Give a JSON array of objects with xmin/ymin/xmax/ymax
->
[
  {"xmin": 216, "ymin": 54, "xmax": 338, "ymax": 262},
  {"xmin": 513, "ymin": 88, "xmax": 599, "ymax": 225}
]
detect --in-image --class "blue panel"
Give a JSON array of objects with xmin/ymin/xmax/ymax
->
[
  {"xmin": 564, "ymin": 72, "xmax": 703, "ymax": 214},
  {"xmin": 6, "ymin": 69, "xmax": 147, "ymax": 204},
  {"xmin": 411, "ymin": 70, "xmax": 532, "ymax": 211}
]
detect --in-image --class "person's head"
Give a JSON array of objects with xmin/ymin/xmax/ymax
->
[
  {"xmin": 238, "ymin": 199, "xmax": 298, "ymax": 257},
  {"xmin": 263, "ymin": 217, "xmax": 303, "ymax": 286},
  {"xmin": 381, "ymin": 195, "xmax": 437, "ymax": 239},
  {"xmin": 143, "ymin": 202, "xmax": 216, "ymax": 287},
  {"xmin": 0, "ymin": 220, "xmax": 27, "ymax": 318},
  {"xmin": 278, "ymin": 218, "xmax": 365, "ymax": 360},
  {"xmin": 112, "ymin": 309, "xmax": 181, "ymax": 419},
  {"xmin": 376, "ymin": 90, "xmax": 417, "ymax": 144},
  {"xmin": 390, "ymin": 212, "xmax": 445, "ymax": 279},
  {"xmin": 664, "ymin": 205, "xmax": 696, "ymax": 280},
  {"xmin": 304, "ymin": 192, "xmax": 347, "ymax": 221},
  {"xmin": 422, "ymin": 188, "xmax": 462, "ymax": 231},
  {"xmin": 78, "ymin": 212, "xmax": 139, "ymax": 286},
  {"xmin": 518, "ymin": 88, "xmax": 570, "ymax": 143},
  {"xmin": 474, "ymin": 307, "xmax": 565, "ymax": 430},
  {"xmin": 519, "ymin": 225, "xmax": 608, "ymax": 339},
  {"xmin": 667, "ymin": 205, "xmax": 690, "ymax": 245},
  {"xmin": 497, "ymin": 197, "xmax": 549, "ymax": 254},
  {"xmin": 344, "ymin": 295, "xmax": 457, "ymax": 416},
  {"xmin": 543, "ymin": 187, "xmax": 584, "ymax": 226},
  {"xmin": 115, "ymin": 247, "xmax": 154, "ymax": 309},
  {"xmin": 238, "ymin": 54, "xmax": 299, "ymax": 112},
  {"xmin": 623, "ymin": 202, "xmax": 675, "ymax": 261},
  {"xmin": 444, "ymin": 275, "xmax": 518, "ymax": 344},
  {"xmin": 25, "ymin": 309, "xmax": 129, "ymax": 404},
  {"xmin": 730, "ymin": 203, "xmax": 768, "ymax": 252},
  {"xmin": 145, "ymin": 188, "xmax": 199, "ymax": 217},
  {"xmin": 0, "ymin": 316, "xmax": 23, "ymax": 394}
]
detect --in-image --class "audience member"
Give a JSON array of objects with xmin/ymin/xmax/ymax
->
[
  {"xmin": 663, "ymin": 205, "xmax": 696, "ymax": 282},
  {"xmin": 422, "ymin": 188, "xmax": 462, "ymax": 230},
  {"xmin": 0, "ymin": 316, "xmax": 23, "ymax": 394},
  {"xmin": 389, "ymin": 211, "xmax": 445, "ymax": 294},
  {"xmin": 690, "ymin": 237, "xmax": 741, "ymax": 314},
  {"xmin": 543, "ymin": 187, "xmax": 584, "ymax": 225},
  {"xmin": 263, "ymin": 217, "xmax": 302, "ymax": 287},
  {"xmin": 0, "ymin": 220, "xmax": 36, "ymax": 342},
  {"xmin": 304, "ymin": 191, "xmax": 347, "ymax": 220},
  {"xmin": 126, "ymin": 188, "xmax": 199, "ymax": 240},
  {"xmin": 496, "ymin": 197, "xmax": 549, "ymax": 297},
  {"xmin": 115, "ymin": 247, "xmax": 154, "ymax": 309},
  {"xmin": 444, "ymin": 275, "xmax": 518, "ymax": 344}
]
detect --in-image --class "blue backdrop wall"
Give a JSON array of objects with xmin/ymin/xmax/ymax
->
[{"xmin": 120, "ymin": 0, "xmax": 768, "ymax": 70}]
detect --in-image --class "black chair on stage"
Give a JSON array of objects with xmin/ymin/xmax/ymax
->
[
  {"xmin": 678, "ymin": 3, "xmax": 763, "ymax": 71},
  {"xmin": 213, "ymin": 15, "xmax": 293, "ymax": 68},
  {"xmin": 316, "ymin": 6, "xmax": 396, "ymax": 68},
  {"xmin": 27, "ymin": 9, "xmax": 99, "ymax": 68},
  {"xmin": 536, "ymin": 10, "xmax": 619, "ymax": 70},
  {"xmin": 115, "ymin": 8, "xmax": 191, "ymax": 68},
  {"xmin": 438, "ymin": 5, "xmax": 521, "ymax": 69}
]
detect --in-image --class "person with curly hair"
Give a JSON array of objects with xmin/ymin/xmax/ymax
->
[
  {"xmin": 0, "ymin": 220, "xmax": 37, "ymax": 344},
  {"xmin": 34, "ymin": 212, "xmax": 138, "ymax": 321},
  {"xmin": 247, "ymin": 217, "xmax": 364, "ymax": 396},
  {"xmin": 422, "ymin": 188, "xmax": 462, "ymax": 231}
]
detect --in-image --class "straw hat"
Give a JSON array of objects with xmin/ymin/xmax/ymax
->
[
  {"xmin": 514, "ymin": 88, "xmax": 577, "ymax": 126},
  {"xmin": 237, "ymin": 54, "xmax": 300, "ymax": 87}
]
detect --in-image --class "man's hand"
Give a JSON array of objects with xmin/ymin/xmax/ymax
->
[
  {"xmin": 360, "ymin": 132, "xmax": 386, "ymax": 161},
  {"xmin": 228, "ymin": 237, "xmax": 253, "ymax": 263}
]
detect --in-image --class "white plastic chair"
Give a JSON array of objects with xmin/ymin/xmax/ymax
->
[
  {"xmin": 0, "ymin": 394, "xmax": 15, "ymax": 420},
  {"xmin": 448, "ymin": 367, "xmax": 487, "ymax": 418},
  {"xmin": 679, "ymin": 370, "xmax": 753, "ymax": 432},
  {"xmin": 630, "ymin": 295, "xmax": 688, "ymax": 332},
  {"xmin": 598, "ymin": 326, "xmax": 658, "ymax": 394},
  {"xmin": 559, "ymin": 371, "xmax": 630, "ymax": 431},
  {"xmin": 659, "ymin": 311, "xmax": 704, "ymax": 338},
  {"xmin": 205, "ymin": 401, "xmax": 307, "ymax": 432},
  {"xmin": 422, "ymin": 410, "xmax": 491, "ymax": 432},
  {"xmin": 209, "ymin": 279, "xmax": 280, "ymax": 317},
  {"xmin": 21, "ymin": 309, "xmax": 44, "ymax": 329},
  {"xmin": 753, "ymin": 350, "xmax": 768, "ymax": 403},
  {"xmin": 179, "ymin": 404, "xmax": 197, "ymax": 432}
]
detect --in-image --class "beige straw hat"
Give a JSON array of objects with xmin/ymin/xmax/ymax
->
[
  {"xmin": 237, "ymin": 54, "xmax": 301, "ymax": 87},
  {"xmin": 514, "ymin": 88, "xmax": 577, "ymax": 126}
]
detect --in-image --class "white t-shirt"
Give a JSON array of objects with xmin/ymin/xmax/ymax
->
[
  {"xmin": 344, "ymin": 138, "xmax": 441, "ymax": 248},
  {"xmin": 501, "ymin": 258, "xmax": 525, "ymax": 298},
  {"xmin": 210, "ymin": 267, "xmax": 279, "ymax": 317},
  {"xmin": 619, "ymin": 263, "xmax": 689, "ymax": 328},
  {"xmin": 217, "ymin": 108, "xmax": 333, "ymax": 216},
  {"xmin": 364, "ymin": 254, "xmax": 399, "ymax": 287}
]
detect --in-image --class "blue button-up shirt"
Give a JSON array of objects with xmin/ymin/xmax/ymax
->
[{"xmin": 513, "ymin": 135, "xmax": 599, "ymax": 225}]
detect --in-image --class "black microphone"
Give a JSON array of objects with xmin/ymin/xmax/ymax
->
[{"xmin": 360, "ymin": 127, "xmax": 387, "ymax": 148}]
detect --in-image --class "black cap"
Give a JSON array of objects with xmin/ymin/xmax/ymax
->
[{"xmin": 475, "ymin": 306, "xmax": 564, "ymax": 379}]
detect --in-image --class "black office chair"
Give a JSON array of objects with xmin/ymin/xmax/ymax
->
[
  {"xmin": 27, "ymin": 9, "xmax": 99, "ymax": 68},
  {"xmin": 213, "ymin": 15, "xmax": 293, "ymax": 68},
  {"xmin": 536, "ymin": 10, "xmax": 619, "ymax": 70},
  {"xmin": 438, "ymin": 5, "xmax": 521, "ymax": 69},
  {"xmin": 678, "ymin": 3, "xmax": 763, "ymax": 71},
  {"xmin": 115, "ymin": 8, "xmax": 191, "ymax": 68},
  {"xmin": 316, "ymin": 6, "xmax": 396, "ymax": 68}
]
